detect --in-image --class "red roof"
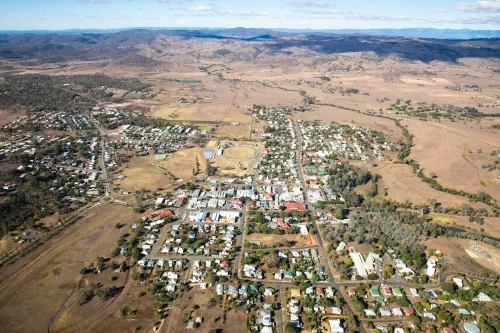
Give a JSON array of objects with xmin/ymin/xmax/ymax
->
[
  {"xmin": 403, "ymin": 307, "xmax": 414, "ymax": 315},
  {"xmin": 248, "ymin": 201, "xmax": 256, "ymax": 207},
  {"xmin": 347, "ymin": 288, "xmax": 356, "ymax": 295},
  {"xmin": 220, "ymin": 261, "xmax": 229, "ymax": 268},
  {"xmin": 284, "ymin": 202, "xmax": 307, "ymax": 211},
  {"xmin": 443, "ymin": 328, "xmax": 456, "ymax": 333},
  {"xmin": 176, "ymin": 197, "xmax": 185, "ymax": 204},
  {"xmin": 382, "ymin": 287, "xmax": 392, "ymax": 295}
]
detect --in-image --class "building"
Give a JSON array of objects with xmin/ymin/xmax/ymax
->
[
  {"xmin": 463, "ymin": 323, "xmax": 480, "ymax": 333},
  {"xmin": 328, "ymin": 319, "xmax": 344, "ymax": 333},
  {"xmin": 284, "ymin": 202, "xmax": 307, "ymax": 211},
  {"xmin": 349, "ymin": 250, "xmax": 379, "ymax": 277}
]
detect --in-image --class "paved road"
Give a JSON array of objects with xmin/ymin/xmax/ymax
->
[
  {"xmin": 291, "ymin": 112, "xmax": 366, "ymax": 333},
  {"xmin": 276, "ymin": 285, "xmax": 284, "ymax": 333},
  {"xmin": 88, "ymin": 115, "xmax": 110, "ymax": 196}
]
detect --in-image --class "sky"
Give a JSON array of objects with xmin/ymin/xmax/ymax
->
[{"xmin": 1, "ymin": 0, "xmax": 500, "ymax": 31}]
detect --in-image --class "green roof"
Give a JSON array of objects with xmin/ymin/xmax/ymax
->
[
  {"xmin": 370, "ymin": 288, "xmax": 381, "ymax": 296},
  {"xmin": 393, "ymin": 288, "xmax": 403, "ymax": 296},
  {"xmin": 249, "ymin": 284, "xmax": 259, "ymax": 291}
]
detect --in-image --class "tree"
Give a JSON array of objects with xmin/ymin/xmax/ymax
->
[
  {"xmin": 285, "ymin": 322, "xmax": 300, "ymax": 333},
  {"xmin": 203, "ymin": 298, "xmax": 217, "ymax": 309},
  {"xmin": 287, "ymin": 225, "xmax": 300, "ymax": 234},
  {"xmin": 120, "ymin": 261, "xmax": 128, "ymax": 272},
  {"xmin": 409, "ymin": 315, "xmax": 421, "ymax": 326},
  {"xmin": 264, "ymin": 253, "xmax": 280, "ymax": 268}
]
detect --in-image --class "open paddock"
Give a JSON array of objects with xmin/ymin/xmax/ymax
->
[
  {"xmin": 116, "ymin": 155, "xmax": 173, "ymax": 193},
  {"xmin": 223, "ymin": 146, "xmax": 257, "ymax": 160},
  {"xmin": 245, "ymin": 233, "xmax": 318, "ymax": 247},
  {"xmin": 0, "ymin": 205, "xmax": 142, "ymax": 333}
]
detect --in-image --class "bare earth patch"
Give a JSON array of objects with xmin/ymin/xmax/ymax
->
[{"xmin": 223, "ymin": 146, "xmax": 256, "ymax": 159}]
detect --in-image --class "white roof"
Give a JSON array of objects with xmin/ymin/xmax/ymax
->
[{"xmin": 464, "ymin": 323, "xmax": 480, "ymax": 333}]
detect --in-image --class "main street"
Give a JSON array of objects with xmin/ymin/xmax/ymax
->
[{"xmin": 291, "ymin": 112, "xmax": 366, "ymax": 333}]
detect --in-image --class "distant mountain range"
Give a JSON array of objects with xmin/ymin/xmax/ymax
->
[
  {"xmin": 0, "ymin": 27, "xmax": 499, "ymax": 40},
  {"xmin": 1, "ymin": 27, "xmax": 499, "ymax": 64}
]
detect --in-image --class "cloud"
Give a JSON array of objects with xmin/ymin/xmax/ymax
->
[
  {"xmin": 297, "ymin": 12, "xmax": 500, "ymax": 25},
  {"xmin": 455, "ymin": 1, "xmax": 500, "ymax": 12},
  {"xmin": 185, "ymin": 5, "xmax": 212, "ymax": 11},
  {"xmin": 289, "ymin": 0, "xmax": 329, "ymax": 8},
  {"xmin": 301, "ymin": 9, "xmax": 351, "ymax": 14},
  {"xmin": 158, "ymin": 0, "xmax": 181, "ymax": 3},
  {"xmin": 78, "ymin": 0, "xmax": 110, "ymax": 4},
  {"xmin": 217, "ymin": 10, "xmax": 272, "ymax": 16},
  {"xmin": 433, "ymin": 8, "xmax": 448, "ymax": 12}
]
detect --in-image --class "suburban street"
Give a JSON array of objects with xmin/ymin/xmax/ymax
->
[{"xmin": 291, "ymin": 113, "xmax": 366, "ymax": 333}]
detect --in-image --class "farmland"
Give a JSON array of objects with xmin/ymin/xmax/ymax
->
[{"xmin": 1, "ymin": 27, "xmax": 500, "ymax": 333}]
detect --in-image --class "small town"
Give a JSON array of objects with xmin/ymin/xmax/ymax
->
[{"xmin": 1, "ymin": 102, "xmax": 499, "ymax": 333}]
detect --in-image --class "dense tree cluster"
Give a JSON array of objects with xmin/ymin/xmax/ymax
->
[{"xmin": 0, "ymin": 74, "xmax": 150, "ymax": 112}]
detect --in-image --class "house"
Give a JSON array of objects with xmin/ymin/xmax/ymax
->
[
  {"xmin": 459, "ymin": 308, "xmax": 471, "ymax": 315},
  {"xmin": 243, "ymin": 264, "xmax": 257, "ymax": 278},
  {"xmin": 328, "ymin": 319, "xmax": 344, "ymax": 333},
  {"xmin": 423, "ymin": 312, "xmax": 436, "ymax": 320},
  {"xmin": 284, "ymin": 202, "xmax": 307, "ymax": 211},
  {"xmin": 331, "ymin": 307, "xmax": 342, "ymax": 315},
  {"xmin": 443, "ymin": 328, "xmax": 456, "ymax": 333},
  {"xmin": 175, "ymin": 197, "xmax": 185, "ymax": 207},
  {"xmin": 410, "ymin": 287, "xmax": 419, "ymax": 297},
  {"xmin": 336, "ymin": 242, "xmax": 347, "ymax": 252},
  {"xmin": 382, "ymin": 287, "xmax": 392, "ymax": 296},
  {"xmin": 291, "ymin": 289, "xmax": 301, "ymax": 298},
  {"xmin": 277, "ymin": 218, "xmax": 289, "ymax": 231},
  {"xmin": 392, "ymin": 308, "xmax": 403, "ymax": 316},
  {"xmin": 380, "ymin": 309, "xmax": 392, "ymax": 317},
  {"xmin": 403, "ymin": 307, "xmax": 415, "ymax": 316},
  {"xmin": 262, "ymin": 303, "xmax": 273, "ymax": 310},
  {"xmin": 453, "ymin": 278, "xmax": 463, "ymax": 288},
  {"xmin": 347, "ymin": 287, "xmax": 356, "ymax": 296},
  {"xmin": 473, "ymin": 292, "xmax": 492, "ymax": 302},
  {"xmin": 364, "ymin": 309, "xmax": 376, "ymax": 316},
  {"xmin": 264, "ymin": 288, "xmax": 273, "ymax": 297},
  {"xmin": 392, "ymin": 288, "xmax": 403, "ymax": 297},
  {"xmin": 228, "ymin": 285, "xmax": 238, "ymax": 296},
  {"xmin": 260, "ymin": 310, "xmax": 272, "ymax": 319},
  {"xmin": 370, "ymin": 288, "xmax": 381, "ymax": 297},
  {"xmin": 216, "ymin": 284, "xmax": 225, "ymax": 295}
]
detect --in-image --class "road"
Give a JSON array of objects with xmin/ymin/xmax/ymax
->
[
  {"xmin": 291, "ymin": 112, "xmax": 366, "ymax": 333},
  {"xmin": 88, "ymin": 114, "xmax": 110, "ymax": 196}
]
